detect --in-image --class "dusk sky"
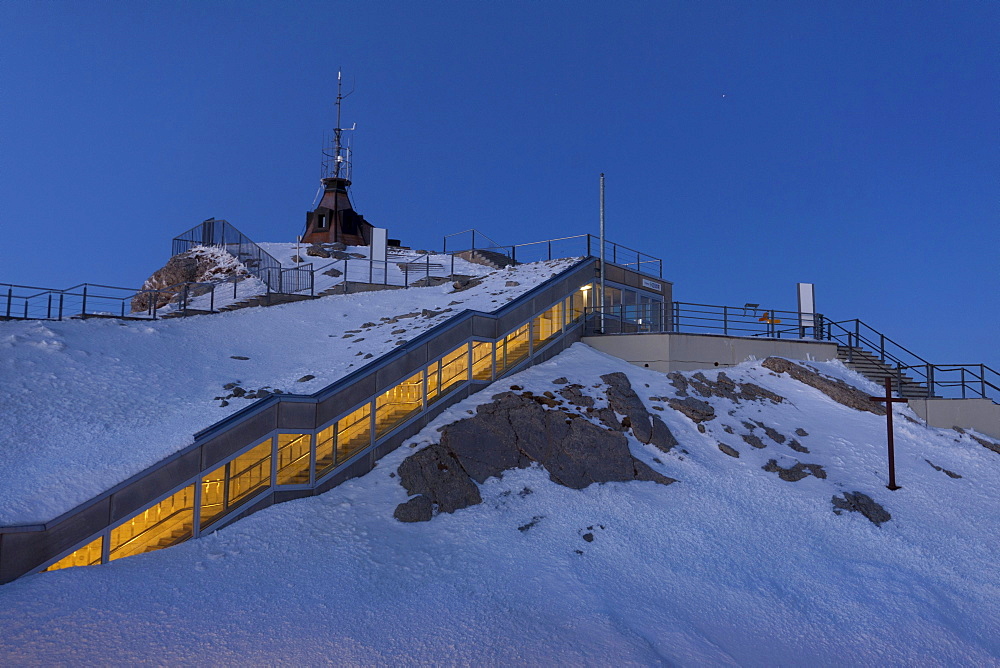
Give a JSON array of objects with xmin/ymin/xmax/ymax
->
[{"xmin": 1, "ymin": 2, "xmax": 996, "ymax": 370}]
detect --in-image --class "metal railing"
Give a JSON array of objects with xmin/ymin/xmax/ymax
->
[
  {"xmin": 583, "ymin": 300, "xmax": 999, "ymax": 402},
  {"xmin": 583, "ymin": 302, "xmax": 824, "ymax": 339},
  {"xmin": 173, "ymin": 218, "xmax": 313, "ymax": 295},
  {"xmin": 443, "ymin": 231, "xmax": 663, "ymax": 278},
  {"xmin": 0, "ymin": 274, "xmax": 267, "ymax": 322},
  {"xmin": 820, "ymin": 319, "xmax": 1000, "ymax": 400}
]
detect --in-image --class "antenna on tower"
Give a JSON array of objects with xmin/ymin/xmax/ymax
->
[{"xmin": 321, "ymin": 70, "xmax": 356, "ymax": 181}]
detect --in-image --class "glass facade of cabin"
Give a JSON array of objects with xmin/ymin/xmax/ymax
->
[{"xmin": 41, "ymin": 282, "xmax": 640, "ymax": 574}]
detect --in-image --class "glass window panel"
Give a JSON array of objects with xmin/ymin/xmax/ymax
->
[
  {"xmin": 228, "ymin": 439, "xmax": 272, "ymax": 508},
  {"xmin": 375, "ymin": 372, "xmax": 424, "ymax": 438},
  {"xmin": 109, "ymin": 485, "xmax": 195, "ymax": 562},
  {"xmin": 439, "ymin": 345, "xmax": 469, "ymax": 396},
  {"xmin": 532, "ymin": 301, "xmax": 564, "ymax": 348},
  {"xmin": 570, "ymin": 285, "xmax": 592, "ymax": 322},
  {"xmin": 471, "ymin": 341, "xmax": 493, "ymax": 381},
  {"xmin": 200, "ymin": 464, "xmax": 227, "ymax": 530},
  {"xmin": 426, "ymin": 360, "xmax": 441, "ymax": 405},
  {"xmin": 277, "ymin": 433, "xmax": 312, "ymax": 486},
  {"xmin": 337, "ymin": 403, "xmax": 372, "ymax": 462},
  {"xmin": 501, "ymin": 324, "xmax": 530, "ymax": 373},
  {"xmin": 315, "ymin": 425, "xmax": 336, "ymax": 478},
  {"xmin": 603, "ymin": 286, "xmax": 622, "ymax": 308},
  {"xmin": 46, "ymin": 536, "xmax": 103, "ymax": 571}
]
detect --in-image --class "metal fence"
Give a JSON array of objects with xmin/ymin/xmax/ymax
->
[
  {"xmin": 583, "ymin": 300, "xmax": 999, "ymax": 402},
  {"xmin": 173, "ymin": 218, "xmax": 313, "ymax": 295},
  {"xmin": 443, "ymin": 230, "xmax": 663, "ymax": 278},
  {"xmin": 1, "ymin": 275, "xmax": 266, "ymax": 322}
]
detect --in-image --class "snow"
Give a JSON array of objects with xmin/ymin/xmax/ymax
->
[
  {"xmin": 2, "ymin": 344, "xmax": 999, "ymax": 664},
  {"xmin": 0, "ymin": 257, "xmax": 579, "ymax": 526}
]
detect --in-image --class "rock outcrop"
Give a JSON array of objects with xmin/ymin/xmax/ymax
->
[
  {"xmin": 394, "ymin": 391, "xmax": 676, "ymax": 522},
  {"xmin": 762, "ymin": 357, "xmax": 885, "ymax": 415},
  {"xmin": 131, "ymin": 246, "xmax": 249, "ymax": 312},
  {"xmin": 831, "ymin": 492, "xmax": 891, "ymax": 526}
]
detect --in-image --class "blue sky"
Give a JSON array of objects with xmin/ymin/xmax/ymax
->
[{"xmin": 0, "ymin": 1, "xmax": 996, "ymax": 369}]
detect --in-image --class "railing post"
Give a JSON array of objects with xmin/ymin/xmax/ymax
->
[
  {"xmin": 5, "ymin": 287, "xmax": 11, "ymax": 319},
  {"xmin": 723, "ymin": 306, "xmax": 728, "ymax": 336},
  {"xmin": 982, "ymin": 364, "xmax": 987, "ymax": 399},
  {"xmin": 927, "ymin": 364, "xmax": 934, "ymax": 398},
  {"xmin": 547, "ymin": 240, "xmax": 552, "ymax": 261},
  {"xmin": 58, "ymin": 293, "xmax": 64, "ymax": 321},
  {"xmin": 47, "ymin": 293, "xmax": 52, "ymax": 320},
  {"xmin": 210, "ymin": 286, "xmax": 215, "ymax": 313},
  {"xmin": 961, "ymin": 368, "xmax": 967, "ymax": 399},
  {"xmin": 82, "ymin": 285, "xmax": 88, "ymax": 317},
  {"xmin": 587, "ymin": 235, "xmax": 591, "ymax": 257}
]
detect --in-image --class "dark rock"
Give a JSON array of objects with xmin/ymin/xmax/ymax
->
[
  {"xmin": 787, "ymin": 439, "xmax": 810, "ymax": 453},
  {"xmin": 361, "ymin": 322, "xmax": 377, "ymax": 328},
  {"xmin": 557, "ymin": 384, "xmax": 595, "ymax": 409},
  {"xmin": 762, "ymin": 459, "xmax": 827, "ymax": 482},
  {"xmin": 963, "ymin": 430, "xmax": 1000, "ymax": 455},
  {"xmin": 231, "ymin": 386, "xmax": 246, "ymax": 397},
  {"xmin": 322, "ymin": 267, "xmax": 343, "ymax": 278},
  {"xmin": 650, "ymin": 415, "xmax": 679, "ymax": 453},
  {"xmin": 552, "ymin": 377, "xmax": 568, "ymax": 385},
  {"xmin": 219, "ymin": 399, "xmax": 229, "ymax": 407},
  {"xmin": 396, "ymin": 443, "xmax": 482, "ymax": 513},
  {"xmin": 505, "ymin": 280, "xmax": 521, "ymax": 287},
  {"xmin": 230, "ymin": 355, "xmax": 250, "ymax": 360},
  {"xmin": 393, "ymin": 495, "xmax": 434, "ymax": 522},
  {"xmin": 223, "ymin": 382, "xmax": 238, "ymax": 390},
  {"xmin": 755, "ymin": 422, "xmax": 787, "ymax": 444},
  {"xmin": 451, "ymin": 277, "xmax": 484, "ymax": 292},
  {"xmin": 832, "ymin": 492, "xmax": 891, "ymax": 526},
  {"xmin": 395, "ymin": 392, "xmax": 676, "ymax": 521},
  {"xmin": 518, "ymin": 516, "xmax": 543, "ymax": 532},
  {"xmin": 741, "ymin": 433, "xmax": 767, "ymax": 449},
  {"xmin": 305, "ymin": 245, "xmax": 331, "ymax": 258},
  {"xmin": 600, "ymin": 372, "xmax": 654, "ymax": 444},
  {"xmin": 328, "ymin": 242, "xmax": 347, "ymax": 251},
  {"xmin": 722, "ymin": 425, "xmax": 734, "ymax": 434},
  {"xmin": 696, "ymin": 424, "xmax": 706, "ymax": 434},
  {"xmin": 391, "ymin": 328, "xmax": 406, "ymax": 335},
  {"xmin": 762, "ymin": 357, "xmax": 884, "ymax": 415},
  {"xmin": 667, "ymin": 372, "xmax": 689, "ymax": 397},
  {"xmin": 718, "ymin": 443, "xmax": 740, "ymax": 458},
  {"xmin": 296, "ymin": 375, "xmax": 315, "ymax": 383},
  {"xmin": 668, "ymin": 396, "xmax": 716, "ymax": 423},
  {"xmin": 582, "ymin": 533, "xmax": 594, "ymax": 542},
  {"xmin": 925, "ymin": 459, "xmax": 962, "ymax": 479},
  {"xmin": 795, "ymin": 428, "xmax": 809, "ymax": 437}
]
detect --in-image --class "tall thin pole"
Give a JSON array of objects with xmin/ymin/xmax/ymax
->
[{"xmin": 599, "ymin": 173, "xmax": 606, "ymax": 334}]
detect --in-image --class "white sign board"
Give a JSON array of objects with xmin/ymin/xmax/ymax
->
[
  {"xmin": 797, "ymin": 283, "xmax": 816, "ymax": 329},
  {"xmin": 641, "ymin": 278, "xmax": 662, "ymax": 292},
  {"xmin": 370, "ymin": 227, "xmax": 388, "ymax": 264}
]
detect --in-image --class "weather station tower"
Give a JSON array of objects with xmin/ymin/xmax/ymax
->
[{"xmin": 302, "ymin": 72, "xmax": 375, "ymax": 246}]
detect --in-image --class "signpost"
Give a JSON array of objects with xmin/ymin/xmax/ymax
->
[{"xmin": 870, "ymin": 377, "xmax": 908, "ymax": 490}]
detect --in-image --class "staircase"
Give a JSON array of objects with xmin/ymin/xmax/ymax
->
[
  {"xmin": 217, "ymin": 292, "xmax": 318, "ymax": 312},
  {"xmin": 455, "ymin": 249, "xmax": 517, "ymax": 269},
  {"xmin": 836, "ymin": 345, "xmax": 934, "ymax": 398}
]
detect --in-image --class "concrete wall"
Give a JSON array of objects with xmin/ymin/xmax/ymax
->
[
  {"xmin": 909, "ymin": 398, "xmax": 1000, "ymax": 441},
  {"xmin": 581, "ymin": 332, "xmax": 839, "ymax": 373}
]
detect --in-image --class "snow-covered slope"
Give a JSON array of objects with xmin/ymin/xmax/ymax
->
[
  {"xmin": 1, "ymin": 344, "xmax": 998, "ymax": 665},
  {"xmin": 0, "ymin": 258, "xmax": 578, "ymax": 526}
]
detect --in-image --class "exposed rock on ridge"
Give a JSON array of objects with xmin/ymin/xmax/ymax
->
[
  {"xmin": 762, "ymin": 357, "xmax": 885, "ymax": 415},
  {"xmin": 394, "ymin": 390, "xmax": 677, "ymax": 522}
]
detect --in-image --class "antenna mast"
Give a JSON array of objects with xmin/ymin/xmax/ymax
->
[{"xmin": 322, "ymin": 71, "xmax": 355, "ymax": 181}]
